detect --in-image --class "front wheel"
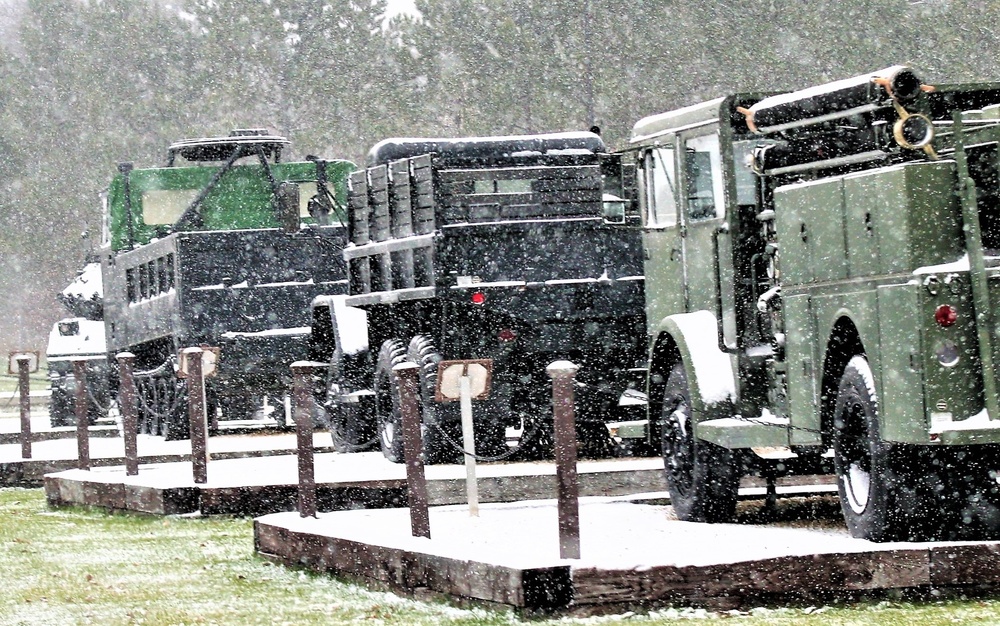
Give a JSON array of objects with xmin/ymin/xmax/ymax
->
[{"xmin": 660, "ymin": 363, "xmax": 738, "ymax": 523}]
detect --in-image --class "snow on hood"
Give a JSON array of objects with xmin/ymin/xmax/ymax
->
[
  {"xmin": 46, "ymin": 318, "xmax": 107, "ymax": 359},
  {"xmin": 61, "ymin": 263, "xmax": 103, "ymax": 300}
]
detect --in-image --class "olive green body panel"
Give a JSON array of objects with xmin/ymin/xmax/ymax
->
[
  {"xmin": 684, "ymin": 219, "xmax": 724, "ymax": 314},
  {"xmin": 874, "ymin": 283, "xmax": 927, "ymax": 442},
  {"xmin": 107, "ymin": 160, "xmax": 355, "ymax": 251},
  {"xmin": 642, "ymin": 228, "xmax": 684, "ymax": 332},
  {"xmin": 841, "ymin": 161, "xmax": 964, "ymax": 277},
  {"xmin": 774, "ymin": 178, "xmax": 848, "ymax": 286},
  {"xmin": 784, "ymin": 293, "xmax": 819, "ymax": 445}
]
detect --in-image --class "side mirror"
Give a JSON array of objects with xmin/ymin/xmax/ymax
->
[{"xmin": 276, "ymin": 182, "xmax": 300, "ymax": 233}]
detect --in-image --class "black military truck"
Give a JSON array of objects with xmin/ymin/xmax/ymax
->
[
  {"xmin": 310, "ymin": 132, "xmax": 645, "ymax": 463},
  {"xmin": 623, "ymin": 66, "xmax": 1000, "ymax": 541},
  {"xmin": 101, "ymin": 131, "xmax": 354, "ymax": 438}
]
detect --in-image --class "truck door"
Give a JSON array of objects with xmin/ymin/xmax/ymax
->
[
  {"xmin": 639, "ymin": 142, "xmax": 685, "ymax": 330},
  {"xmin": 679, "ymin": 130, "xmax": 728, "ymax": 322}
]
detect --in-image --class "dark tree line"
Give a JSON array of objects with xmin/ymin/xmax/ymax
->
[{"xmin": 2, "ymin": 0, "xmax": 999, "ymax": 351}]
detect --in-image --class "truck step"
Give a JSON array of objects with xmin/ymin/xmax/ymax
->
[{"xmin": 696, "ymin": 416, "xmax": 790, "ymax": 449}]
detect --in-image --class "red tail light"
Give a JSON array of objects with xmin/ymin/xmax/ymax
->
[
  {"xmin": 934, "ymin": 304, "xmax": 958, "ymax": 327},
  {"xmin": 471, "ymin": 292, "xmax": 486, "ymax": 305},
  {"xmin": 498, "ymin": 328, "xmax": 517, "ymax": 342}
]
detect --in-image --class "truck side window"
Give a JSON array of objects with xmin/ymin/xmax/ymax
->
[
  {"xmin": 684, "ymin": 133, "xmax": 724, "ymax": 221},
  {"xmin": 645, "ymin": 147, "xmax": 677, "ymax": 228}
]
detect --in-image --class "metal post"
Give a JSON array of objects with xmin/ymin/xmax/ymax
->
[
  {"xmin": 185, "ymin": 347, "xmax": 209, "ymax": 484},
  {"xmin": 117, "ymin": 352, "xmax": 139, "ymax": 476},
  {"xmin": 395, "ymin": 362, "xmax": 430, "ymax": 538},
  {"xmin": 17, "ymin": 356, "xmax": 31, "ymax": 459},
  {"xmin": 460, "ymin": 374, "xmax": 479, "ymax": 517},
  {"xmin": 73, "ymin": 359, "xmax": 91, "ymax": 470},
  {"xmin": 292, "ymin": 361, "xmax": 320, "ymax": 518},
  {"xmin": 547, "ymin": 360, "xmax": 580, "ymax": 560}
]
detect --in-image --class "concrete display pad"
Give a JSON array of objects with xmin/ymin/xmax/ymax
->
[
  {"xmin": 254, "ymin": 497, "xmax": 1000, "ymax": 613},
  {"xmin": 4, "ymin": 431, "xmax": 333, "ymax": 487},
  {"xmin": 44, "ymin": 453, "xmax": 671, "ymax": 516}
]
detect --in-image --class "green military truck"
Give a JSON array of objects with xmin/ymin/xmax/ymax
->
[
  {"xmin": 101, "ymin": 130, "xmax": 354, "ymax": 438},
  {"xmin": 310, "ymin": 131, "xmax": 645, "ymax": 463},
  {"xmin": 624, "ymin": 66, "xmax": 1000, "ymax": 541}
]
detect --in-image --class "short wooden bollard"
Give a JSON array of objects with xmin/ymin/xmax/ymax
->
[
  {"xmin": 117, "ymin": 352, "xmax": 139, "ymax": 476},
  {"xmin": 184, "ymin": 347, "xmax": 210, "ymax": 484},
  {"xmin": 395, "ymin": 362, "xmax": 430, "ymax": 539},
  {"xmin": 548, "ymin": 360, "xmax": 581, "ymax": 560},
  {"xmin": 73, "ymin": 359, "xmax": 91, "ymax": 470},
  {"xmin": 17, "ymin": 356, "xmax": 31, "ymax": 459},
  {"xmin": 292, "ymin": 361, "xmax": 322, "ymax": 518}
]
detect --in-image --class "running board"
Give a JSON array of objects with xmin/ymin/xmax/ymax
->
[{"xmin": 696, "ymin": 417, "xmax": 790, "ymax": 449}]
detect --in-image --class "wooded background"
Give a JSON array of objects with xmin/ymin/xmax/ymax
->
[{"xmin": 1, "ymin": 0, "xmax": 998, "ymax": 353}]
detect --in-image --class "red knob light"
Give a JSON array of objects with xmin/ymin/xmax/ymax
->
[{"xmin": 934, "ymin": 304, "xmax": 958, "ymax": 327}]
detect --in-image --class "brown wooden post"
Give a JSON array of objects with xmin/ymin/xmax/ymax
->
[
  {"xmin": 117, "ymin": 352, "xmax": 139, "ymax": 476},
  {"xmin": 292, "ymin": 361, "xmax": 320, "ymax": 518},
  {"xmin": 184, "ymin": 347, "xmax": 209, "ymax": 484},
  {"xmin": 547, "ymin": 360, "xmax": 580, "ymax": 560},
  {"xmin": 396, "ymin": 362, "xmax": 430, "ymax": 539},
  {"xmin": 73, "ymin": 359, "xmax": 91, "ymax": 470},
  {"xmin": 17, "ymin": 356, "xmax": 31, "ymax": 459}
]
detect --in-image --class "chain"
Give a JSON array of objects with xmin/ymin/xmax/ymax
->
[
  {"xmin": 2, "ymin": 377, "xmax": 20, "ymax": 408},
  {"xmin": 135, "ymin": 375, "xmax": 186, "ymax": 421},
  {"xmin": 428, "ymin": 414, "xmax": 545, "ymax": 462}
]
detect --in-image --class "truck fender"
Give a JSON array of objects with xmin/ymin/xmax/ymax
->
[
  {"xmin": 651, "ymin": 310, "xmax": 737, "ymax": 425},
  {"xmin": 311, "ymin": 294, "xmax": 370, "ymax": 378}
]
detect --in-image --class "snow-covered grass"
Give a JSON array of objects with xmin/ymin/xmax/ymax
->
[{"xmin": 4, "ymin": 488, "xmax": 1000, "ymax": 625}]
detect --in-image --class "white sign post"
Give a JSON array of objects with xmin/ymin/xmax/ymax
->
[
  {"xmin": 459, "ymin": 375, "xmax": 479, "ymax": 516},
  {"xmin": 435, "ymin": 359, "xmax": 492, "ymax": 517}
]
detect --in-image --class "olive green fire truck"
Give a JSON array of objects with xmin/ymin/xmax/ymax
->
[{"xmin": 625, "ymin": 66, "xmax": 1000, "ymax": 541}]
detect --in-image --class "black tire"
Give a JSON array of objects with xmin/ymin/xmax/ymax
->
[
  {"xmin": 831, "ymin": 355, "xmax": 945, "ymax": 541},
  {"xmin": 833, "ymin": 355, "xmax": 996, "ymax": 542},
  {"xmin": 832, "ymin": 356, "xmax": 898, "ymax": 541},
  {"xmin": 326, "ymin": 374, "xmax": 377, "ymax": 454},
  {"xmin": 49, "ymin": 386, "xmax": 73, "ymax": 428},
  {"xmin": 575, "ymin": 420, "xmax": 619, "ymax": 459},
  {"xmin": 374, "ymin": 339, "xmax": 408, "ymax": 463},
  {"xmin": 513, "ymin": 411, "xmax": 554, "ymax": 461},
  {"xmin": 407, "ymin": 336, "xmax": 462, "ymax": 464},
  {"xmin": 660, "ymin": 362, "xmax": 738, "ymax": 523}
]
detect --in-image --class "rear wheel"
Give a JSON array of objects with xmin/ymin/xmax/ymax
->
[
  {"xmin": 327, "ymin": 389, "xmax": 377, "ymax": 454},
  {"xmin": 832, "ymin": 356, "xmax": 896, "ymax": 540},
  {"xmin": 374, "ymin": 339, "xmax": 407, "ymax": 463},
  {"xmin": 660, "ymin": 362, "xmax": 738, "ymax": 523},
  {"xmin": 407, "ymin": 336, "xmax": 463, "ymax": 464},
  {"xmin": 833, "ymin": 355, "xmax": 988, "ymax": 541},
  {"xmin": 49, "ymin": 386, "xmax": 74, "ymax": 428}
]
